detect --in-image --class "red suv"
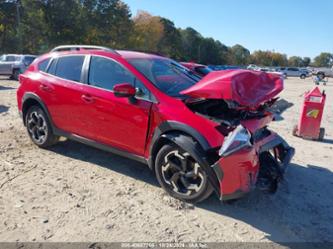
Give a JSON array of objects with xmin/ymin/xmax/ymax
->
[{"xmin": 17, "ymin": 45, "xmax": 294, "ymax": 203}]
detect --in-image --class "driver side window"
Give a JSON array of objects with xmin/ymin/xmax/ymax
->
[
  {"xmin": 89, "ymin": 56, "xmax": 134, "ymax": 90},
  {"xmin": 88, "ymin": 56, "xmax": 152, "ymax": 101}
]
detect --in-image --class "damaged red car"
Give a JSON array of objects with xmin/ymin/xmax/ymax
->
[{"xmin": 17, "ymin": 45, "xmax": 295, "ymax": 203}]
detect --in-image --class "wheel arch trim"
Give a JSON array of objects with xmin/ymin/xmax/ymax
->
[
  {"xmin": 148, "ymin": 121, "xmax": 222, "ymax": 197},
  {"xmin": 21, "ymin": 93, "xmax": 55, "ymax": 130}
]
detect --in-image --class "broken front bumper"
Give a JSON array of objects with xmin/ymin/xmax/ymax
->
[{"xmin": 211, "ymin": 130, "xmax": 295, "ymax": 200}]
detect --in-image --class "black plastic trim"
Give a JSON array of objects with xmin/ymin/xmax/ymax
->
[
  {"xmin": 21, "ymin": 93, "xmax": 55, "ymax": 129},
  {"xmin": 222, "ymin": 190, "xmax": 247, "ymax": 201},
  {"xmin": 54, "ymin": 128, "xmax": 147, "ymax": 165},
  {"xmin": 150, "ymin": 131, "xmax": 221, "ymax": 197}
]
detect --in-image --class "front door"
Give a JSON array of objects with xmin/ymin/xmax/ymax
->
[{"xmin": 83, "ymin": 55, "xmax": 153, "ymax": 156}]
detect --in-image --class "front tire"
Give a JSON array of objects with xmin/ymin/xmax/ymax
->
[
  {"xmin": 25, "ymin": 106, "xmax": 59, "ymax": 148},
  {"xmin": 300, "ymin": 74, "xmax": 306, "ymax": 79},
  {"xmin": 155, "ymin": 144, "xmax": 213, "ymax": 203}
]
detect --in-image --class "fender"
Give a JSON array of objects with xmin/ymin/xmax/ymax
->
[
  {"xmin": 158, "ymin": 132, "xmax": 221, "ymax": 197},
  {"xmin": 21, "ymin": 93, "xmax": 55, "ymax": 130},
  {"xmin": 150, "ymin": 121, "xmax": 211, "ymax": 151},
  {"xmin": 148, "ymin": 121, "xmax": 213, "ymax": 169}
]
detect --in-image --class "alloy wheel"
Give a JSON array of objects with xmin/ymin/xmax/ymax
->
[
  {"xmin": 161, "ymin": 150, "xmax": 206, "ymax": 196},
  {"xmin": 27, "ymin": 111, "xmax": 48, "ymax": 144}
]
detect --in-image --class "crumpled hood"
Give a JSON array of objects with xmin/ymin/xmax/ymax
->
[{"xmin": 180, "ymin": 70, "xmax": 284, "ymax": 108}]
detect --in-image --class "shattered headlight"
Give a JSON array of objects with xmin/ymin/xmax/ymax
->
[{"xmin": 219, "ymin": 125, "xmax": 252, "ymax": 157}]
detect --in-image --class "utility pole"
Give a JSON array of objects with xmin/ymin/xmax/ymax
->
[{"xmin": 16, "ymin": 0, "xmax": 22, "ymax": 53}]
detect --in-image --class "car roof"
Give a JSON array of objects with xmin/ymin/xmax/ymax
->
[
  {"xmin": 3, "ymin": 54, "xmax": 21, "ymax": 57},
  {"xmin": 43, "ymin": 49, "xmax": 167, "ymax": 61},
  {"xmin": 116, "ymin": 50, "xmax": 166, "ymax": 60}
]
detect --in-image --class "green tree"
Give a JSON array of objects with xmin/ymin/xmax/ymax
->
[
  {"xmin": 313, "ymin": 52, "xmax": 333, "ymax": 67},
  {"xmin": 82, "ymin": 0, "xmax": 133, "ymax": 48},
  {"xmin": 179, "ymin": 27, "xmax": 203, "ymax": 62},
  {"xmin": 302, "ymin": 57, "xmax": 311, "ymax": 67},
  {"xmin": 288, "ymin": 56, "xmax": 303, "ymax": 67},
  {"xmin": 0, "ymin": 1, "xmax": 18, "ymax": 53},
  {"xmin": 229, "ymin": 44, "xmax": 250, "ymax": 65},
  {"xmin": 250, "ymin": 50, "xmax": 287, "ymax": 66},
  {"xmin": 43, "ymin": 0, "xmax": 84, "ymax": 47},
  {"xmin": 20, "ymin": 0, "xmax": 48, "ymax": 53},
  {"xmin": 157, "ymin": 17, "xmax": 182, "ymax": 59},
  {"xmin": 198, "ymin": 37, "xmax": 221, "ymax": 64},
  {"xmin": 131, "ymin": 10, "xmax": 164, "ymax": 52}
]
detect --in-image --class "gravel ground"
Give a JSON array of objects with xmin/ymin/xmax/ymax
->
[{"xmin": 0, "ymin": 76, "xmax": 332, "ymax": 243}]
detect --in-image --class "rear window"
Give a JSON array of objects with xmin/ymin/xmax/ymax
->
[
  {"xmin": 38, "ymin": 58, "xmax": 50, "ymax": 72},
  {"xmin": 53, "ymin": 56, "xmax": 85, "ymax": 82}
]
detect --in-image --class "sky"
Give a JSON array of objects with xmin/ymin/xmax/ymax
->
[{"xmin": 123, "ymin": 0, "xmax": 333, "ymax": 58}]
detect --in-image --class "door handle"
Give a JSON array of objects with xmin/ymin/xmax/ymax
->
[
  {"xmin": 39, "ymin": 84, "xmax": 52, "ymax": 92},
  {"xmin": 81, "ymin": 94, "xmax": 94, "ymax": 103}
]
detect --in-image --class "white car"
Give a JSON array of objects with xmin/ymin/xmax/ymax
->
[{"xmin": 312, "ymin": 67, "xmax": 333, "ymax": 79}]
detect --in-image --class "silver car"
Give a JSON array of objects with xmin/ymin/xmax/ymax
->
[
  {"xmin": 278, "ymin": 67, "xmax": 309, "ymax": 79},
  {"xmin": 0, "ymin": 54, "xmax": 37, "ymax": 80}
]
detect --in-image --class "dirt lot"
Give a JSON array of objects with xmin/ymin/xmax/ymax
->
[{"xmin": 0, "ymin": 76, "xmax": 333, "ymax": 243}]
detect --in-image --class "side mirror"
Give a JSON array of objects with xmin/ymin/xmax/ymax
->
[{"xmin": 113, "ymin": 83, "xmax": 136, "ymax": 98}]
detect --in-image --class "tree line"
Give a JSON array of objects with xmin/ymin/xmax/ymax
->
[{"xmin": 1, "ymin": 0, "xmax": 332, "ymax": 68}]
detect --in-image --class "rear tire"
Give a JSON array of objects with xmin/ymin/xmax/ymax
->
[
  {"xmin": 25, "ymin": 106, "xmax": 59, "ymax": 148},
  {"xmin": 155, "ymin": 144, "xmax": 213, "ymax": 203}
]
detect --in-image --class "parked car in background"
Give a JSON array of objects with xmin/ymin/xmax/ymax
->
[
  {"xmin": 0, "ymin": 54, "xmax": 37, "ymax": 80},
  {"xmin": 180, "ymin": 62, "xmax": 212, "ymax": 77},
  {"xmin": 209, "ymin": 65, "xmax": 241, "ymax": 71},
  {"xmin": 278, "ymin": 67, "xmax": 309, "ymax": 79},
  {"xmin": 311, "ymin": 66, "xmax": 333, "ymax": 79},
  {"xmin": 247, "ymin": 64, "xmax": 260, "ymax": 70},
  {"xmin": 17, "ymin": 45, "xmax": 294, "ymax": 203}
]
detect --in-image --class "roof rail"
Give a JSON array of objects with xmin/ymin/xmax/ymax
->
[{"xmin": 50, "ymin": 45, "xmax": 119, "ymax": 54}]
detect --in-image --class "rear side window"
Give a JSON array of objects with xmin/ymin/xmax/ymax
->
[
  {"xmin": 54, "ymin": 56, "xmax": 85, "ymax": 82},
  {"xmin": 38, "ymin": 58, "xmax": 50, "ymax": 72},
  {"xmin": 6, "ymin": 56, "xmax": 19, "ymax": 62}
]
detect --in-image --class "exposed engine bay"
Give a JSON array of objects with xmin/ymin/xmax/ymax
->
[{"xmin": 185, "ymin": 98, "xmax": 277, "ymax": 135}]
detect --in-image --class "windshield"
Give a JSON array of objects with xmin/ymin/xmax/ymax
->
[{"xmin": 127, "ymin": 58, "xmax": 201, "ymax": 97}]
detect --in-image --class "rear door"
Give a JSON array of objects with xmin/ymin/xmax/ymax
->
[
  {"xmin": 80, "ymin": 55, "xmax": 153, "ymax": 155},
  {"xmin": 38, "ymin": 55, "xmax": 95, "ymax": 137}
]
